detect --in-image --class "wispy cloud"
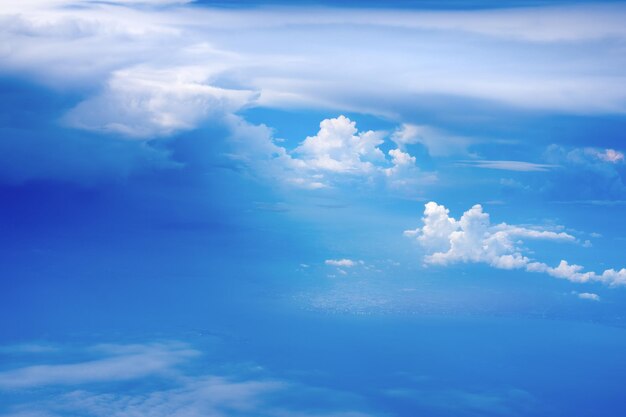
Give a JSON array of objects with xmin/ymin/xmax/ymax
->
[
  {"xmin": 4, "ymin": 1, "xmax": 626, "ymax": 145},
  {"xmin": 0, "ymin": 342, "xmax": 198, "ymax": 389},
  {"xmin": 457, "ymin": 160, "xmax": 558, "ymax": 172},
  {"xmin": 0, "ymin": 341, "xmax": 375, "ymax": 417}
]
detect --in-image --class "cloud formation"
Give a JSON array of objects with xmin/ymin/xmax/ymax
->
[
  {"xmin": 294, "ymin": 116, "xmax": 385, "ymax": 174},
  {"xmin": 405, "ymin": 202, "xmax": 626, "ymax": 286},
  {"xmin": 0, "ymin": 341, "xmax": 374, "ymax": 417},
  {"xmin": 0, "ymin": 342, "xmax": 198, "ymax": 389},
  {"xmin": 4, "ymin": 1, "xmax": 626, "ymax": 145},
  {"xmin": 226, "ymin": 115, "xmax": 424, "ymax": 190},
  {"xmin": 64, "ymin": 66, "xmax": 257, "ymax": 138}
]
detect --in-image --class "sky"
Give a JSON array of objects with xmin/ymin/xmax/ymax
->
[{"xmin": 1, "ymin": 1, "xmax": 626, "ymax": 416}]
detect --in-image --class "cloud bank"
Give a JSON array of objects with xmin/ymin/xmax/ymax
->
[{"xmin": 4, "ymin": 1, "xmax": 626, "ymax": 144}]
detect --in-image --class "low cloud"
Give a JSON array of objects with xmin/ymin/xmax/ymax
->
[
  {"xmin": 405, "ymin": 202, "xmax": 626, "ymax": 286},
  {"xmin": 227, "ymin": 115, "xmax": 426, "ymax": 191}
]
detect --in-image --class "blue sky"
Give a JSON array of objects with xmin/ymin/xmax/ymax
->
[{"xmin": 1, "ymin": 1, "xmax": 626, "ymax": 416}]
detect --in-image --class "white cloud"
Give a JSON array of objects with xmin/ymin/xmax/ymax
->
[
  {"xmin": 0, "ymin": 342, "xmax": 199, "ymax": 389},
  {"xmin": 64, "ymin": 66, "xmax": 257, "ymax": 138},
  {"xmin": 392, "ymin": 124, "xmax": 473, "ymax": 157},
  {"xmin": 294, "ymin": 116, "xmax": 385, "ymax": 174},
  {"xmin": 226, "ymin": 115, "xmax": 426, "ymax": 190},
  {"xmin": 4, "ymin": 1, "xmax": 626, "ymax": 145},
  {"xmin": 406, "ymin": 202, "xmax": 626, "ymax": 286},
  {"xmin": 577, "ymin": 292, "xmax": 601, "ymax": 301},
  {"xmin": 325, "ymin": 259, "xmax": 359, "ymax": 267},
  {"xmin": 0, "ymin": 341, "xmax": 375, "ymax": 417}
]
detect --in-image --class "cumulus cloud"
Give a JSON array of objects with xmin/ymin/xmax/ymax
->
[
  {"xmin": 294, "ymin": 116, "xmax": 385, "ymax": 174},
  {"xmin": 405, "ymin": 202, "xmax": 626, "ymax": 286},
  {"xmin": 226, "ymin": 115, "xmax": 424, "ymax": 190}
]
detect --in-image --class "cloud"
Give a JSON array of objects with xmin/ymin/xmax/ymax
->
[
  {"xmin": 0, "ymin": 341, "xmax": 375, "ymax": 417},
  {"xmin": 543, "ymin": 145, "xmax": 626, "ymax": 199},
  {"xmin": 406, "ymin": 202, "xmax": 626, "ymax": 286},
  {"xmin": 3, "ymin": 1, "xmax": 626, "ymax": 187},
  {"xmin": 0, "ymin": 125, "xmax": 177, "ymax": 186},
  {"xmin": 294, "ymin": 116, "xmax": 385, "ymax": 174},
  {"xmin": 226, "ymin": 115, "xmax": 425, "ymax": 190},
  {"xmin": 0, "ymin": 342, "xmax": 199, "ymax": 389},
  {"xmin": 4, "ymin": 1, "xmax": 626, "ymax": 145},
  {"xmin": 64, "ymin": 66, "xmax": 257, "ymax": 138},
  {"xmin": 592, "ymin": 149, "xmax": 625, "ymax": 164},
  {"xmin": 392, "ymin": 124, "xmax": 473, "ymax": 157},
  {"xmin": 325, "ymin": 259, "xmax": 359, "ymax": 267},
  {"xmin": 578, "ymin": 292, "xmax": 601, "ymax": 301}
]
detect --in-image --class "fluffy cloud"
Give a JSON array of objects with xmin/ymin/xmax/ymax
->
[
  {"xmin": 226, "ymin": 115, "xmax": 423, "ymax": 190},
  {"xmin": 294, "ymin": 116, "xmax": 385, "ymax": 174},
  {"xmin": 406, "ymin": 202, "xmax": 626, "ymax": 286},
  {"xmin": 64, "ymin": 66, "xmax": 257, "ymax": 138}
]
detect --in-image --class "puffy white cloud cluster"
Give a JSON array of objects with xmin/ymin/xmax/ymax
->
[
  {"xmin": 406, "ymin": 202, "xmax": 626, "ymax": 286},
  {"xmin": 228, "ymin": 115, "xmax": 424, "ymax": 190},
  {"xmin": 295, "ymin": 116, "xmax": 385, "ymax": 174}
]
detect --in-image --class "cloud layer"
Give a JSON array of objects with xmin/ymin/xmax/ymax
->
[
  {"xmin": 5, "ymin": 1, "xmax": 626, "ymax": 144},
  {"xmin": 0, "ymin": 341, "xmax": 373, "ymax": 417}
]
